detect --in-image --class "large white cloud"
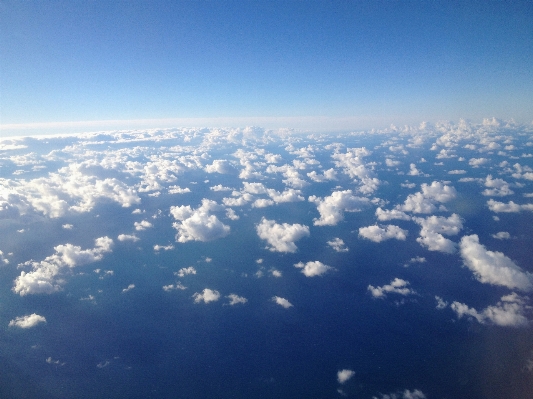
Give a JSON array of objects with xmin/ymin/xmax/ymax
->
[
  {"xmin": 459, "ymin": 234, "xmax": 533, "ymax": 291},
  {"xmin": 451, "ymin": 293, "xmax": 530, "ymax": 327},
  {"xmin": 358, "ymin": 225, "xmax": 408, "ymax": 243},
  {"xmin": 482, "ymin": 175, "xmax": 514, "ymax": 197},
  {"xmin": 170, "ymin": 199, "xmax": 230, "ymax": 242},
  {"xmin": 256, "ymin": 218, "xmax": 309, "ymax": 252},
  {"xmin": 332, "ymin": 147, "xmax": 380, "ymax": 193},
  {"xmin": 309, "ymin": 190, "xmax": 370, "ymax": 226},
  {"xmin": 399, "ymin": 181, "xmax": 457, "ymax": 214},
  {"xmin": 294, "ymin": 261, "xmax": 333, "ymax": 277},
  {"xmin": 8, "ymin": 313, "xmax": 47, "ymax": 328},
  {"xmin": 13, "ymin": 237, "xmax": 113, "ymax": 296}
]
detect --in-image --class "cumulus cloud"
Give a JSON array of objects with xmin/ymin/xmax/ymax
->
[
  {"xmin": 256, "ymin": 218, "xmax": 309, "ymax": 252},
  {"xmin": 226, "ymin": 294, "xmax": 248, "ymax": 305},
  {"xmin": 368, "ymin": 278, "xmax": 415, "ymax": 298},
  {"xmin": 168, "ymin": 185, "xmax": 191, "ymax": 194},
  {"xmin": 0, "ymin": 250, "xmax": 9, "ymax": 265},
  {"xmin": 469, "ymin": 157, "xmax": 489, "ymax": 167},
  {"xmin": 175, "ymin": 266, "xmax": 196, "ymax": 277},
  {"xmin": 359, "ymin": 225, "xmax": 408, "ymax": 243},
  {"xmin": 459, "ymin": 234, "xmax": 533, "ymax": 291},
  {"xmin": 487, "ymin": 199, "xmax": 533, "ymax": 213},
  {"xmin": 170, "ymin": 199, "xmax": 230, "ymax": 242},
  {"xmin": 337, "ymin": 369, "xmax": 355, "ymax": 384},
  {"xmin": 372, "ymin": 389, "xmax": 426, "ymax": 399},
  {"xmin": 451, "ymin": 293, "xmax": 530, "ymax": 327},
  {"xmin": 117, "ymin": 234, "xmax": 140, "ymax": 242},
  {"xmin": 13, "ymin": 237, "xmax": 113, "ymax": 296},
  {"xmin": 307, "ymin": 168, "xmax": 337, "ymax": 182},
  {"xmin": 399, "ymin": 181, "xmax": 457, "ymax": 214},
  {"xmin": 294, "ymin": 261, "xmax": 333, "ymax": 277},
  {"xmin": 272, "ymin": 296, "xmax": 293, "ymax": 308},
  {"xmin": 375, "ymin": 207, "xmax": 411, "ymax": 221},
  {"xmin": 193, "ymin": 288, "xmax": 220, "ymax": 303},
  {"xmin": 204, "ymin": 159, "xmax": 236, "ymax": 174},
  {"xmin": 134, "ymin": 220, "xmax": 153, "ymax": 231},
  {"xmin": 413, "ymin": 213, "xmax": 462, "ymax": 253},
  {"xmin": 492, "ymin": 231, "xmax": 511, "ymax": 239},
  {"xmin": 482, "ymin": 175, "xmax": 514, "ymax": 197},
  {"xmin": 8, "ymin": 313, "xmax": 47, "ymax": 328},
  {"xmin": 153, "ymin": 244, "xmax": 174, "ymax": 251},
  {"xmin": 327, "ymin": 237, "xmax": 348, "ymax": 252},
  {"xmin": 309, "ymin": 190, "xmax": 370, "ymax": 226},
  {"xmin": 122, "ymin": 284, "xmax": 135, "ymax": 293}
]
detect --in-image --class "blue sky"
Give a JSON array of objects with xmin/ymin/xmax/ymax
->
[{"xmin": 1, "ymin": 0, "xmax": 532, "ymax": 135}]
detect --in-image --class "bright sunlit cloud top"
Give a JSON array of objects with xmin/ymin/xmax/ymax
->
[{"xmin": 1, "ymin": 0, "xmax": 532, "ymax": 136}]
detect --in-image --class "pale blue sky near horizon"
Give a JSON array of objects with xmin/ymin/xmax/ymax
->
[{"xmin": 1, "ymin": 0, "xmax": 532, "ymax": 136}]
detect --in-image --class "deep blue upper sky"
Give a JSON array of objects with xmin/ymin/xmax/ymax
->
[{"xmin": 1, "ymin": 0, "xmax": 532, "ymax": 134}]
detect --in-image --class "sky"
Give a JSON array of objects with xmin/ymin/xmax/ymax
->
[{"xmin": 1, "ymin": 0, "xmax": 532, "ymax": 136}]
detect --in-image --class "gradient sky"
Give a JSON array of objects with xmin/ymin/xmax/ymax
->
[{"xmin": 1, "ymin": 0, "xmax": 532, "ymax": 135}]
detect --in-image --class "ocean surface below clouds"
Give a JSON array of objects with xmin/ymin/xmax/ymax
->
[{"xmin": 1, "ymin": 121, "xmax": 533, "ymax": 398}]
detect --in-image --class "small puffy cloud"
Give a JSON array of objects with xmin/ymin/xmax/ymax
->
[
  {"xmin": 399, "ymin": 181, "xmax": 457, "ymax": 214},
  {"xmin": 307, "ymin": 168, "xmax": 337, "ymax": 182},
  {"xmin": 451, "ymin": 293, "xmax": 530, "ymax": 327},
  {"xmin": 435, "ymin": 296, "xmax": 448, "ymax": 309},
  {"xmin": 337, "ymin": 369, "xmax": 355, "ymax": 384},
  {"xmin": 154, "ymin": 244, "xmax": 174, "ymax": 251},
  {"xmin": 487, "ymin": 199, "xmax": 533, "ymax": 213},
  {"xmin": 385, "ymin": 158, "xmax": 401, "ymax": 167},
  {"xmin": 272, "ymin": 296, "xmax": 293, "ymax": 308},
  {"xmin": 294, "ymin": 261, "xmax": 333, "ymax": 277},
  {"xmin": 117, "ymin": 234, "xmax": 140, "ymax": 242},
  {"xmin": 375, "ymin": 207, "xmax": 411, "ymax": 221},
  {"xmin": 492, "ymin": 231, "xmax": 511, "ymax": 240},
  {"xmin": 256, "ymin": 218, "xmax": 309, "ymax": 253},
  {"xmin": 226, "ymin": 294, "xmax": 247, "ymax": 305},
  {"xmin": 13, "ymin": 237, "xmax": 113, "ymax": 296},
  {"xmin": 62, "ymin": 224, "xmax": 73, "ymax": 229},
  {"xmin": 210, "ymin": 184, "xmax": 233, "ymax": 191},
  {"xmin": 163, "ymin": 282, "xmax": 187, "ymax": 291},
  {"xmin": 175, "ymin": 266, "xmax": 196, "ymax": 277},
  {"xmin": 309, "ymin": 190, "xmax": 370, "ymax": 226},
  {"xmin": 448, "ymin": 169, "xmax": 467, "ymax": 175},
  {"xmin": 482, "ymin": 175, "xmax": 514, "ymax": 197},
  {"xmin": 459, "ymin": 235, "xmax": 533, "ymax": 291},
  {"xmin": 134, "ymin": 220, "xmax": 153, "ymax": 231},
  {"xmin": 193, "ymin": 288, "xmax": 220, "ymax": 303},
  {"xmin": 170, "ymin": 199, "xmax": 230, "ymax": 243},
  {"xmin": 327, "ymin": 237, "xmax": 348, "ymax": 252},
  {"xmin": 8, "ymin": 313, "xmax": 47, "ymax": 328},
  {"xmin": 0, "ymin": 250, "xmax": 9, "ymax": 265},
  {"xmin": 368, "ymin": 278, "xmax": 415, "ymax": 298},
  {"xmin": 372, "ymin": 389, "xmax": 426, "ymax": 399},
  {"xmin": 407, "ymin": 163, "xmax": 422, "ymax": 176},
  {"xmin": 359, "ymin": 225, "xmax": 408, "ymax": 243},
  {"xmin": 413, "ymin": 213, "xmax": 462, "ymax": 254},
  {"xmin": 168, "ymin": 185, "xmax": 191, "ymax": 194},
  {"xmin": 205, "ymin": 159, "xmax": 236, "ymax": 174},
  {"xmin": 122, "ymin": 284, "xmax": 135, "ymax": 293},
  {"xmin": 469, "ymin": 157, "xmax": 489, "ymax": 167}
]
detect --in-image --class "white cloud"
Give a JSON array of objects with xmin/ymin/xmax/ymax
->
[
  {"xmin": 122, "ymin": 284, "xmax": 135, "ymax": 293},
  {"xmin": 134, "ymin": 220, "xmax": 153, "ymax": 231},
  {"xmin": 193, "ymin": 288, "xmax": 220, "ymax": 303},
  {"xmin": 270, "ymin": 269, "xmax": 282, "ymax": 277},
  {"xmin": 413, "ymin": 213, "xmax": 462, "ymax": 253},
  {"xmin": 451, "ymin": 293, "xmax": 530, "ymax": 327},
  {"xmin": 375, "ymin": 207, "xmax": 411, "ymax": 221},
  {"xmin": 399, "ymin": 181, "xmax": 457, "ymax": 214},
  {"xmin": 163, "ymin": 282, "xmax": 187, "ymax": 291},
  {"xmin": 359, "ymin": 225, "xmax": 408, "ymax": 243},
  {"xmin": 492, "ymin": 231, "xmax": 511, "ymax": 239},
  {"xmin": 459, "ymin": 234, "xmax": 533, "ymax": 291},
  {"xmin": 309, "ymin": 190, "xmax": 370, "ymax": 226},
  {"xmin": 482, "ymin": 175, "xmax": 514, "ymax": 197},
  {"xmin": 469, "ymin": 157, "xmax": 489, "ymax": 167},
  {"xmin": 170, "ymin": 199, "xmax": 230, "ymax": 242},
  {"xmin": 62, "ymin": 224, "xmax": 73, "ymax": 229},
  {"xmin": 256, "ymin": 218, "xmax": 309, "ymax": 253},
  {"xmin": 332, "ymin": 147, "xmax": 380, "ymax": 193},
  {"xmin": 435, "ymin": 296, "xmax": 448, "ymax": 309},
  {"xmin": 327, "ymin": 237, "xmax": 348, "ymax": 252},
  {"xmin": 272, "ymin": 296, "xmax": 293, "ymax": 308},
  {"xmin": 210, "ymin": 184, "xmax": 233, "ymax": 191},
  {"xmin": 294, "ymin": 261, "xmax": 333, "ymax": 277},
  {"xmin": 13, "ymin": 237, "xmax": 113, "ymax": 296},
  {"xmin": 368, "ymin": 278, "xmax": 415, "ymax": 298},
  {"xmin": 205, "ymin": 159, "xmax": 236, "ymax": 174},
  {"xmin": 487, "ymin": 199, "xmax": 533, "ymax": 213},
  {"xmin": 175, "ymin": 266, "xmax": 196, "ymax": 277},
  {"xmin": 117, "ymin": 234, "xmax": 140, "ymax": 242},
  {"xmin": 226, "ymin": 294, "xmax": 248, "ymax": 305},
  {"xmin": 154, "ymin": 244, "xmax": 174, "ymax": 251},
  {"xmin": 8, "ymin": 313, "xmax": 47, "ymax": 328},
  {"xmin": 407, "ymin": 163, "xmax": 421, "ymax": 176},
  {"xmin": 0, "ymin": 250, "xmax": 9, "ymax": 265},
  {"xmin": 448, "ymin": 169, "xmax": 467, "ymax": 174},
  {"xmin": 337, "ymin": 369, "xmax": 355, "ymax": 384},
  {"xmin": 372, "ymin": 389, "xmax": 426, "ymax": 399},
  {"xmin": 168, "ymin": 185, "xmax": 191, "ymax": 194},
  {"xmin": 307, "ymin": 168, "xmax": 337, "ymax": 182}
]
